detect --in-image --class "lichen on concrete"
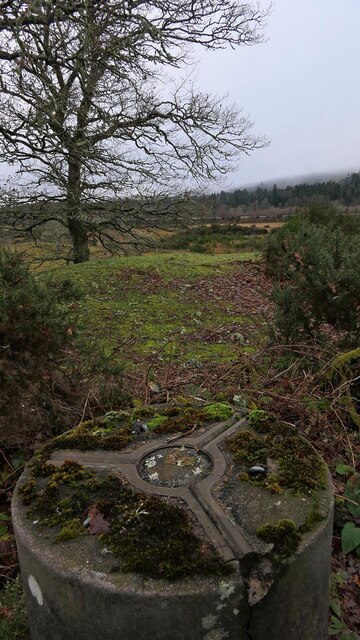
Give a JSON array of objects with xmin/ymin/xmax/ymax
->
[{"xmin": 256, "ymin": 519, "xmax": 301, "ymax": 559}]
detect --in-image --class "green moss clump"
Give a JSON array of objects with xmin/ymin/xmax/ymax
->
[
  {"xmin": 227, "ymin": 420, "xmax": 326, "ymax": 494},
  {"xmin": 153, "ymin": 407, "xmax": 207, "ymax": 434},
  {"xmin": 265, "ymin": 475, "xmax": 282, "ymax": 494},
  {"xmin": 55, "ymin": 518, "xmax": 84, "ymax": 543},
  {"xmin": 29, "ymin": 458, "xmax": 57, "ymax": 478},
  {"xmin": 34, "ymin": 402, "xmax": 233, "ymax": 455},
  {"xmin": 248, "ymin": 409, "xmax": 270, "ymax": 427},
  {"xmin": 153, "ymin": 403, "xmax": 234, "ymax": 435},
  {"xmin": 18, "ymin": 479, "xmax": 37, "ymax": 505},
  {"xmin": 21, "ymin": 461, "xmax": 232, "ymax": 581},
  {"xmin": 22, "ymin": 461, "xmax": 95, "ymax": 528},
  {"xmin": 101, "ymin": 410, "xmax": 132, "ymax": 426},
  {"xmin": 103, "ymin": 494, "xmax": 233, "ymax": 580},
  {"xmin": 299, "ymin": 499, "xmax": 325, "ymax": 533},
  {"xmin": 256, "ymin": 519, "xmax": 301, "ymax": 559},
  {"xmin": 163, "ymin": 406, "xmax": 182, "ymax": 417},
  {"xmin": 132, "ymin": 407, "xmax": 156, "ymax": 420},
  {"xmin": 228, "ymin": 431, "xmax": 267, "ymax": 467},
  {"xmin": 40, "ymin": 415, "xmax": 133, "ymax": 456},
  {"xmin": 146, "ymin": 414, "xmax": 168, "ymax": 430},
  {"xmin": 202, "ymin": 402, "xmax": 233, "ymax": 422},
  {"xmin": 274, "ymin": 435, "xmax": 325, "ymax": 493}
]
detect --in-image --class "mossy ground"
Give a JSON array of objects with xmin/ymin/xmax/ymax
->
[{"xmin": 46, "ymin": 253, "xmax": 264, "ymax": 373}]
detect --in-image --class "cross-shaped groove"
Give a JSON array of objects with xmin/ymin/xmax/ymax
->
[{"xmin": 50, "ymin": 414, "xmax": 253, "ymax": 565}]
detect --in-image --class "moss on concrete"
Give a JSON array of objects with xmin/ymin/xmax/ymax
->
[
  {"xmin": 299, "ymin": 499, "xmax": 325, "ymax": 533},
  {"xmin": 39, "ymin": 413, "xmax": 134, "ymax": 456},
  {"xmin": 33, "ymin": 402, "xmax": 234, "ymax": 456},
  {"xmin": 152, "ymin": 402, "xmax": 234, "ymax": 435},
  {"xmin": 19, "ymin": 460, "xmax": 232, "ymax": 580},
  {"xmin": 56, "ymin": 518, "xmax": 85, "ymax": 543},
  {"xmin": 146, "ymin": 414, "xmax": 169, "ymax": 431},
  {"xmin": 227, "ymin": 414, "xmax": 326, "ymax": 494},
  {"xmin": 202, "ymin": 402, "xmax": 234, "ymax": 422},
  {"xmin": 103, "ymin": 493, "xmax": 233, "ymax": 580},
  {"xmin": 132, "ymin": 406, "xmax": 156, "ymax": 420},
  {"xmin": 17, "ymin": 402, "xmax": 238, "ymax": 580},
  {"xmin": 256, "ymin": 519, "xmax": 301, "ymax": 559}
]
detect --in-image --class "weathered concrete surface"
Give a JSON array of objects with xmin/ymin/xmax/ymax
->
[
  {"xmin": 12, "ymin": 410, "xmax": 334, "ymax": 640},
  {"xmin": 13, "ymin": 488, "xmax": 248, "ymax": 640},
  {"xmin": 248, "ymin": 508, "xmax": 333, "ymax": 640}
]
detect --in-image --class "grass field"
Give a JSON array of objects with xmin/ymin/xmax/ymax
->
[{"xmin": 49, "ymin": 252, "xmax": 267, "ymax": 399}]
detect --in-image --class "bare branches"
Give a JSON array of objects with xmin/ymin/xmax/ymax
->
[{"xmin": 0, "ymin": 0, "xmax": 269, "ymax": 261}]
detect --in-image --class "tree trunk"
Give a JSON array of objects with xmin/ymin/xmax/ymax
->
[
  {"xmin": 67, "ymin": 217, "xmax": 90, "ymax": 264},
  {"xmin": 67, "ymin": 156, "xmax": 90, "ymax": 263}
]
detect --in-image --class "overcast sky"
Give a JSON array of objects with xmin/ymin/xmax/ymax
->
[
  {"xmin": 1, "ymin": 1, "xmax": 360, "ymax": 192},
  {"xmin": 197, "ymin": 0, "xmax": 360, "ymax": 189}
]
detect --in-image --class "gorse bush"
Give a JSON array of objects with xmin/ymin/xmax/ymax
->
[
  {"xmin": 0, "ymin": 250, "xmax": 81, "ymax": 358},
  {"xmin": 0, "ymin": 250, "xmax": 128, "ymax": 443},
  {"xmin": 0, "ymin": 578, "xmax": 29, "ymax": 640},
  {"xmin": 0, "ymin": 250, "xmax": 82, "ymax": 442},
  {"xmin": 264, "ymin": 202, "xmax": 360, "ymax": 342},
  {"xmin": 161, "ymin": 223, "xmax": 267, "ymax": 254},
  {"xmin": 263, "ymin": 200, "xmax": 360, "ymax": 280}
]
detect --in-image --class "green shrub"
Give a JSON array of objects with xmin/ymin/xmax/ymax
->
[
  {"xmin": 263, "ymin": 200, "xmax": 360, "ymax": 280},
  {"xmin": 160, "ymin": 224, "xmax": 266, "ymax": 254},
  {"xmin": 264, "ymin": 204, "xmax": 360, "ymax": 341},
  {"xmin": 0, "ymin": 250, "xmax": 81, "ymax": 358},
  {"xmin": 0, "ymin": 578, "xmax": 29, "ymax": 640},
  {"xmin": 263, "ymin": 215, "xmax": 307, "ymax": 279},
  {"xmin": 0, "ymin": 250, "xmax": 81, "ymax": 441},
  {"xmin": 0, "ymin": 251, "xmax": 129, "ymax": 442}
]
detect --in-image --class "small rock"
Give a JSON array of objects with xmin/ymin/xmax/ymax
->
[
  {"xmin": 131, "ymin": 420, "xmax": 148, "ymax": 434},
  {"xmin": 248, "ymin": 465, "xmax": 267, "ymax": 476}
]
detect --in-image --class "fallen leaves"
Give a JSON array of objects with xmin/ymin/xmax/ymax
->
[
  {"xmin": 0, "ymin": 606, "xmax": 13, "ymax": 621},
  {"xmin": 87, "ymin": 507, "xmax": 110, "ymax": 535}
]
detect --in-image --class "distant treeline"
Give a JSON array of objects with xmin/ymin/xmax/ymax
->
[{"xmin": 209, "ymin": 171, "xmax": 360, "ymax": 213}]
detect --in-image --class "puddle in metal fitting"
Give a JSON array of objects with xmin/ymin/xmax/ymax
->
[{"xmin": 139, "ymin": 446, "xmax": 213, "ymax": 487}]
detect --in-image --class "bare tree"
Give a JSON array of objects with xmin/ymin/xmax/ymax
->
[{"xmin": 0, "ymin": 1, "xmax": 268, "ymax": 262}]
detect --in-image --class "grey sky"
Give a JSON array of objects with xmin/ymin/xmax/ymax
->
[
  {"xmin": 1, "ymin": 2, "xmax": 359, "ymax": 191},
  {"xmin": 197, "ymin": 0, "xmax": 360, "ymax": 188}
]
